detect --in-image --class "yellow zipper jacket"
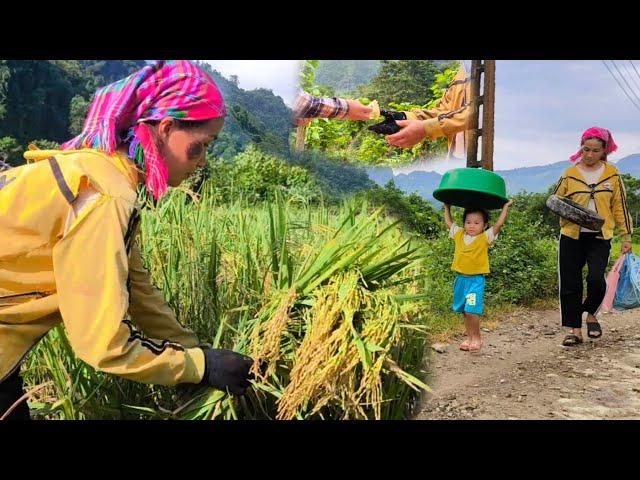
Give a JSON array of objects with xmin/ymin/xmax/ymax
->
[
  {"xmin": 403, "ymin": 64, "xmax": 470, "ymax": 158},
  {"xmin": 553, "ymin": 162, "xmax": 633, "ymax": 242},
  {"xmin": 0, "ymin": 148, "xmax": 205, "ymax": 385}
]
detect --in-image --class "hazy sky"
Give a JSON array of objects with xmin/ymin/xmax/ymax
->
[
  {"xmin": 204, "ymin": 60, "xmax": 640, "ymax": 174},
  {"xmin": 205, "ymin": 60, "xmax": 300, "ymax": 106},
  {"xmin": 493, "ymin": 60, "xmax": 640, "ymax": 167}
]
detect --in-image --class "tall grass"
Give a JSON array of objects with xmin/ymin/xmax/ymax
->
[{"xmin": 23, "ymin": 185, "xmax": 432, "ymax": 419}]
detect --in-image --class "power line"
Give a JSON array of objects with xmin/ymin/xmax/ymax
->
[
  {"xmin": 629, "ymin": 60, "xmax": 640, "ymax": 85},
  {"xmin": 602, "ymin": 60, "xmax": 636, "ymax": 108},
  {"xmin": 611, "ymin": 60, "xmax": 640, "ymax": 102},
  {"xmin": 611, "ymin": 60, "xmax": 640, "ymax": 106},
  {"xmin": 623, "ymin": 60, "xmax": 640, "ymax": 96},
  {"xmin": 602, "ymin": 60, "xmax": 640, "ymax": 114}
]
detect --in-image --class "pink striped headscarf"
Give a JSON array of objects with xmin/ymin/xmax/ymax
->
[
  {"xmin": 61, "ymin": 60, "xmax": 226, "ymax": 199},
  {"xmin": 569, "ymin": 127, "xmax": 618, "ymax": 164}
]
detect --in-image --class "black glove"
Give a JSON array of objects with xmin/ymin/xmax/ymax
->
[
  {"xmin": 200, "ymin": 348, "xmax": 255, "ymax": 396},
  {"xmin": 381, "ymin": 109, "xmax": 408, "ymax": 121},
  {"xmin": 368, "ymin": 109, "xmax": 407, "ymax": 135}
]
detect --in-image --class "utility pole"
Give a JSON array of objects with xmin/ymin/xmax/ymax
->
[
  {"xmin": 295, "ymin": 124, "xmax": 307, "ymax": 152},
  {"xmin": 481, "ymin": 60, "xmax": 496, "ymax": 171},
  {"xmin": 466, "ymin": 60, "xmax": 496, "ymax": 171},
  {"xmin": 466, "ymin": 60, "xmax": 482, "ymax": 169}
]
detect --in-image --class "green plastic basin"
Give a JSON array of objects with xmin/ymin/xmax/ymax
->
[{"xmin": 433, "ymin": 168, "xmax": 508, "ymax": 210}]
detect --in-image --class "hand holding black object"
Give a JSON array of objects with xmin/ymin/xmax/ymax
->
[{"xmin": 368, "ymin": 109, "xmax": 407, "ymax": 135}]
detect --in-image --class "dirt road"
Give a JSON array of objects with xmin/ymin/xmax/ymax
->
[{"xmin": 415, "ymin": 308, "xmax": 640, "ymax": 420}]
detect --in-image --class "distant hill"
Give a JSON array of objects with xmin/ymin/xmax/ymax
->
[
  {"xmin": 314, "ymin": 60, "xmax": 456, "ymax": 96},
  {"xmin": 315, "ymin": 61, "xmax": 382, "ymax": 95},
  {"xmin": 194, "ymin": 62, "xmax": 292, "ymax": 158},
  {"xmin": 615, "ymin": 154, "xmax": 640, "ymax": 177}
]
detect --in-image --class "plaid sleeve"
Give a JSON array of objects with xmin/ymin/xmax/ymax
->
[{"xmin": 293, "ymin": 92, "xmax": 349, "ymax": 120}]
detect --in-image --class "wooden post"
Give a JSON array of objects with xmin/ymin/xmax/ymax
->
[
  {"xmin": 466, "ymin": 60, "xmax": 483, "ymax": 168},
  {"xmin": 481, "ymin": 60, "xmax": 496, "ymax": 171},
  {"xmin": 295, "ymin": 124, "xmax": 306, "ymax": 152}
]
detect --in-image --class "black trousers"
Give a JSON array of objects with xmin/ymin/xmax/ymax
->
[
  {"xmin": 0, "ymin": 369, "xmax": 31, "ymax": 421},
  {"xmin": 559, "ymin": 233, "xmax": 611, "ymax": 328}
]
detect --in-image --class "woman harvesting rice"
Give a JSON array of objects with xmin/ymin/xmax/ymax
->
[{"xmin": 0, "ymin": 60, "xmax": 254, "ymax": 420}]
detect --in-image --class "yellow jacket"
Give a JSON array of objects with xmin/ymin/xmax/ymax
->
[
  {"xmin": 553, "ymin": 162, "xmax": 633, "ymax": 242},
  {"xmin": 403, "ymin": 64, "xmax": 470, "ymax": 158},
  {"xmin": 0, "ymin": 148, "xmax": 205, "ymax": 385}
]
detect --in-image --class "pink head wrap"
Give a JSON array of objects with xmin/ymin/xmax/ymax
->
[
  {"xmin": 61, "ymin": 60, "xmax": 226, "ymax": 199},
  {"xmin": 569, "ymin": 127, "xmax": 618, "ymax": 163}
]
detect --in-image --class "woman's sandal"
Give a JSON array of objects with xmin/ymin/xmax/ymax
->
[
  {"xmin": 562, "ymin": 334, "xmax": 583, "ymax": 346},
  {"xmin": 586, "ymin": 321, "xmax": 602, "ymax": 339}
]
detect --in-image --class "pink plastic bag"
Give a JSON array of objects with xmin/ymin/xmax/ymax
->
[{"xmin": 601, "ymin": 254, "xmax": 626, "ymax": 313}]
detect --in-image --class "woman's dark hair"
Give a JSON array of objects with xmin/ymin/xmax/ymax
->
[
  {"xmin": 145, "ymin": 118, "xmax": 207, "ymax": 130},
  {"xmin": 122, "ymin": 118, "xmax": 208, "ymax": 144},
  {"xmin": 174, "ymin": 118, "xmax": 209, "ymax": 130},
  {"xmin": 581, "ymin": 136, "xmax": 607, "ymax": 149},
  {"xmin": 463, "ymin": 208, "xmax": 490, "ymax": 228}
]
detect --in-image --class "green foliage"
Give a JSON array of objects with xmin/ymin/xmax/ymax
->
[
  {"xmin": 425, "ymin": 65, "xmax": 460, "ymax": 108},
  {"xmin": 357, "ymin": 60, "xmax": 443, "ymax": 106},
  {"xmin": 510, "ymin": 186, "xmax": 559, "ymax": 238},
  {"xmin": 0, "ymin": 60, "xmax": 9, "ymax": 121},
  {"xmin": 79, "ymin": 60, "xmax": 147, "ymax": 86},
  {"xmin": 299, "ymin": 60, "xmax": 320, "ymax": 92},
  {"xmin": 68, "ymin": 95, "xmax": 90, "ymax": 136},
  {"xmin": 0, "ymin": 61, "xmax": 144, "ymax": 147},
  {"xmin": 288, "ymin": 149, "xmax": 376, "ymax": 200},
  {"xmin": 359, "ymin": 180, "xmax": 442, "ymax": 238},
  {"xmin": 28, "ymin": 138, "xmax": 61, "ymax": 150},
  {"xmin": 0, "ymin": 61, "xmax": 79, "ymax": 144},
  {"xmin": 621, "ymin": 173, "xmax": 640, "ymax": 237},
  {"xmin": 205, "ymin": 145, "xmax": 321, "ymax": 203},
  {"xmin": 0, "ymin": 136, "xmax": 23, "ymax": 166}
]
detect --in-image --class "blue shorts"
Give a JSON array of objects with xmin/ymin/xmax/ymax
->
[{"xmin": 452, "ymin": 274, "xmax": 485, "ymax": 315}]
